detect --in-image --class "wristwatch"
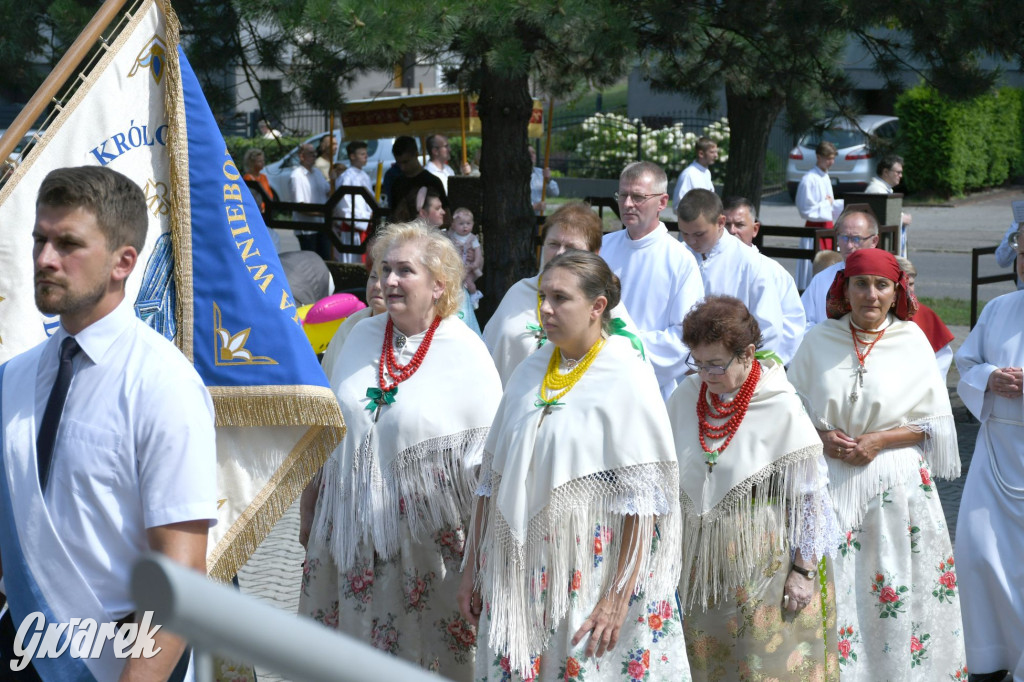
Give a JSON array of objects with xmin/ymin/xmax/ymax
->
[{"xmin": 791, "ymin": 564, "xmax": 817, "ymax": 580}]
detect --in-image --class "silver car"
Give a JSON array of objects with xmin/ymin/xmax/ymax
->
[
  {"xmin": 265, "ymin": 131, "xmax": 407, "ymax": 202},
  {"xmin": 785, "ymin": 115, "xmax": 899, "ymax": 200}
]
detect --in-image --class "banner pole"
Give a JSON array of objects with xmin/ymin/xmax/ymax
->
[
  {"xmin": 459, "ymin": 91, "xmax": 468, "ymax": 171},
  {"xmin": 0, "ymin": 0, "xmax": 131, "ymax": 164}
]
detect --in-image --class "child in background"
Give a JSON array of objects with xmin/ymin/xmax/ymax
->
[{"xmin": 449, "ymin": 207, "xmax": 484, "ymax": 308}]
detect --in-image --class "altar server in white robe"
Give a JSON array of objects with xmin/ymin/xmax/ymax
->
[
  {"xmin": 953, "ymin": 237, "xmax": 1024, "ymax": 682},
  {"xmin": 678, "ymin": 189, "xmax": 795, "ymax": 364},
  {"xmin": 601, "ymin": 162, "xmax": 705, "ymax": 398},
  {"xmin": 800, "ymin": 207, "xmax": 880, "ymax": 329},
  {"xmin": 795, "ymin": 141, "xmax": 838, "ymax": 289},
  {"xmin": 483, "ymin": 202, "xmax": 640, "ymax": 387},
  {"xmin": 723, "ymin": 196, "xmax": 806, "ymax": 357}
]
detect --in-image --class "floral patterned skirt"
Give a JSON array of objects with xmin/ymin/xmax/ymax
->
[
  {"xmin": 299, "ymin": 522, "xmax": 477, "ymax": 680},
  {"xmin": 683, "ymin": 547, "xmax": 839, "ymax": 682},
  {"xmin": 832, "ymin": 457, "xmax": 967, "ymax": 681},
  {"xmin": 473, "ymin": 585, "xmax": 691, "ymax": 682}
]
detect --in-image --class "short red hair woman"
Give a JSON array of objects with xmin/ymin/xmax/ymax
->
[{"xmin": 667, "ymin": 295, "xmax": 841, "ymax": 681}]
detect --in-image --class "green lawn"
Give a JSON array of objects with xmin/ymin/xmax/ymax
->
[{"xmin": 917, "ymin": 296, "xmax": 980, "ymax": 326}]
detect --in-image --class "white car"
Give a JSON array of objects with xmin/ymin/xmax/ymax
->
[
  {"xmin": 785, "ymin": 115, "xmax": 899, "ymax": 200},
  {"xmin": 1, "ymin": 128, "xmax": 39, "ymax": 167},
  {"xmin": 264, "ymin": 131, "xmax": 408, "ymax": 202}
]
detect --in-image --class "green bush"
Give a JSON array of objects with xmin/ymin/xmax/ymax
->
[
  {"xmin": 895, "ymin": 86, "xmax": 1024, "ymax": 196},
  {"xmin": 449, "ymin": 137, "xmax": 483, "ymax": 169},
  {"xmin": 224, "ymin": 135, "xmax": 304, "ymax": 171}
]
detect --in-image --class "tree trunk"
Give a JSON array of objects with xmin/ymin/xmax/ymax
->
[
  {"xmin": 476, "ymin": 67, "xmax": 535, "ymax": 326},
  {"xmin": 723, "ymin": 84, "xmax": 785, "ymax": 216}
]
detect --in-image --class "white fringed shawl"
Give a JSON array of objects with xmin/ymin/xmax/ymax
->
[
  {"xmin": 668, "ymin": 359, "xmax": 828, "ymax": 610},
  {"xmin": 788, "ymin": 314, "xmax": 959, "ymax": 530},
  {"xmin": 311, "ymin": 313, "xmax": 502, "ymax": 570},
  {"xmin": 476, "ymin": 335, "xmax": 680, "ymax": 676}
]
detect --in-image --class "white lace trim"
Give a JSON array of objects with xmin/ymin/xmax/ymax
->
[{"xmin": 794, "ymin": 491, "xmax": 841, "ymax": 562}]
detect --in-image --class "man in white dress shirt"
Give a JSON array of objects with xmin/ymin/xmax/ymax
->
[
  {"xmin": 290, "ymin": 142, "xmax": 332, "ymax": 260},
  {"xmin": 864, "ymin": 154, "xmax": 912, "ymax": 257},
  {"xmin": 0, "ymin": 167, "xmax": 216, "ymax": 680},
  {"xmin": 800, "ymin": 207, "xmax": 880, "ymax": 329},
  {"xmin": 602, "ymin": 162, "xmax": 705, "ymax": 398},
  {"xmin": 677, "ymin": 189, "xmax": 795, "ymax": 364},
  {"xmin": 723, "ymin": 196, "xmax": 806, "ymax": 360},
  {"xmin": 795, "ymin": 140, "xmax": 837, "ymax": 288},
  {"xmin": 335, "ymin": 140, "xmax": 374, "ymax": 264},
  {"xmin": 672, "ymin": 137, "xmax": 718, "ymax": 210},
  {"xmin": 424, "ymin": 134, "xmax": 456, "ymax": 192}
]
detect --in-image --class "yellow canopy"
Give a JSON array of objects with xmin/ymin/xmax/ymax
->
[{"xmin": 341, "ymin": 92, "xmax": 545, "ymax": 139}]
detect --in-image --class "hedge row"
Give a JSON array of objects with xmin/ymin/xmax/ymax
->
[
  {"xmin": 895, "ymin": 86, "xmax": 1024, "ymax": 196},
  {"xmin": 224, "ymin": 135, "xmax": 304, "ymax": 171}
]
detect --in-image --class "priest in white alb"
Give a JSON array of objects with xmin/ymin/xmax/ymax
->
[
  {"xmin": 794, "ymin": 140, "xmax": 838, "ymax": 289},
  {"xmin": 678, "ymin": 189, "xmax": 796, "ymax": 364},
  {"xmin": 601, "ymin": 162, "xmax": 705, "ymax": 399},
  {"xmin": 723, "ymin": 196, "xmax": 806, "ymax": 357},
  {"xmin": 953, "ymin": 243, "xmax": 1024, "ymax": 682}
]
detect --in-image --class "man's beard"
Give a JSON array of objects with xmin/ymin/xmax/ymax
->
[{"xmin": 35, "ymin": 278, "xmax": 106, "ymax": 317}]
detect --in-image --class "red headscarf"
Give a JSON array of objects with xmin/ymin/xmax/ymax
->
[{"xmin": 825, "ymin": 249, "xmax": 918, "ymax": 320}]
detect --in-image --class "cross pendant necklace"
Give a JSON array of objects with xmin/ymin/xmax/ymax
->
[
  {"xmin": 373, "ymin": 394, "xmax": 388, "ymax": 422},
  {"xmin": 850, "ymin": 364, "xmax": 867, "ymax": 402},
  {"xmin": 538, "ymin": 403, "xmax": 553, "ymax": 428}
]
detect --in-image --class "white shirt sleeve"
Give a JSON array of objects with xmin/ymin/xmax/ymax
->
[
  {"xmin": 642, "ymin": 266, "xmax": 705, "ymax": 395},
  {"xmin": 955, "ymin": 310, "xmax": 998, "ymax": 421}
]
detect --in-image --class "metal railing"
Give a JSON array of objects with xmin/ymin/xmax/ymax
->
[
  {"xmin": 970, "ymin": 246, "xmax": 1018, "ymax": 328},
  {"xmin": 130, "ymin": 554, "xmax": 441, "ymax": 682},
  {"xmin": 245, "ymin": 181, "xmax": 386, "ymax": 258}
]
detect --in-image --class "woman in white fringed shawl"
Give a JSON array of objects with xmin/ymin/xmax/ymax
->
[
  {"xmin": 459, "ymin": 250, "xmax": 689, "ymax": 682},
  {"xmin": 787, "ymin": 248, "xmax": 966, "ymax": 681},
  {"xmin": 668, "ymin": 295, "xmax": 841, "ymax": 681},
  {"xmin": 299, "ymin": 221, "xmax": 502, "ymax": 679}
]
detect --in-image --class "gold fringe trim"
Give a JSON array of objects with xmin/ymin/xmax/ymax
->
[
  {"xmin": 208, "ymin": 386, "xmax": 345, "ymax": 429},
  {"xmin": 206, "ymin": 422, "xmax": 343, "ymax": 582},
  {"xmin": 158, "ymin": 0, "xmax": 195, "ymax": 362}
]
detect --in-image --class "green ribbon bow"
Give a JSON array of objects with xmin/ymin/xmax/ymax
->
[
  {"xmin": 365, "ymin": 386, "xmax": 398, "ymax": 411},
  {"xmin": 534, "ymin": 394, "xmax": 565, "ymax": 410},
  {"xmin": 754, "ymin": 349, "xmax": 783, "ymax": 365},
  {"xmin": 525, "ymin": 323, "xmax": 547, "ymax": 347},
  {"xmin": 610, "ymin": 318, "xmax": 645, "ymax": 360}
]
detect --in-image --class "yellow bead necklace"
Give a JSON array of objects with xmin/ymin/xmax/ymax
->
[{"xmin": 539, "ymin": 337, "xmax": 606, "ymax": 405}]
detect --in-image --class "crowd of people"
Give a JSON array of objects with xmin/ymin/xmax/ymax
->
[
  {"xmin": 1, "ymin": 142, "xmax": 1020, "ymax": 682},
  {"xmin": 290, "ymin": 153, "xmax": 1023, "ymax": 682}
]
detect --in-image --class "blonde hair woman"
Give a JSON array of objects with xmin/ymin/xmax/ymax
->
[{"xmin": 300, "ymin": 221, "xmax": 502, "ymax": 679}]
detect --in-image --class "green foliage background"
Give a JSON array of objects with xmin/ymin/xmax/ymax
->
[{"xmin": 896, "ymin": 86, "xmax": 1024, "ymax": 196}]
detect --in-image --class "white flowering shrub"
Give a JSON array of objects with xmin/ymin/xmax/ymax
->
[{"xmin": 571, "ymin": 113, "xmax": 730, "ymax": 180}]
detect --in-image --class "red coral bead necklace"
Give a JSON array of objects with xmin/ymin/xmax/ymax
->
[{"xmin": 697, "ymin": 360, "xmax": 760, "ymax": 473}]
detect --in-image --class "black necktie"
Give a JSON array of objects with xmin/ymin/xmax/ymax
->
[{"xmin": 37, "ymin": 336, "xmax": 80, "ymax": 491}]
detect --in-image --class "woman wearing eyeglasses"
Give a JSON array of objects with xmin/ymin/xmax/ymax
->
[
  {"xmin": 667, "ymin": 295, "xmax": 840, "ymax": 681},
  {"xmin": 787, "ymin": 249, "xmax": 966, "ymax": 680},
  {"xmin": 459, "ymin": 250, "xmax": 690, "ymax": 681}
]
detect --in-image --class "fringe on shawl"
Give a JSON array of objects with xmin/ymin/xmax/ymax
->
[
  {"xmin": 478, "ymin": 461, "xmax": 681, "ymax": 678},
  {"xmin": 678, "ymin": 445, "xmax": 821, "ymax": 612},
  {"xmin": 311, "ymin": 426, "xmax": 489, "ymax": 571},
  {"xmin": 827, "ymin": 414, "xmax": 959, "ymax": 531}
]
